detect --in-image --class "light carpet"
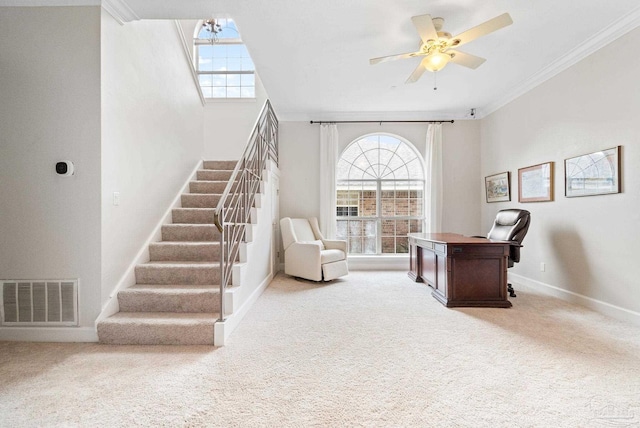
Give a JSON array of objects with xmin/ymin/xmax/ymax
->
[{"xmin": 1, "ymin": 271, "xmax": 639, "ymax": 427}]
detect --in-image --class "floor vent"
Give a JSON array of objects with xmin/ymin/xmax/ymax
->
[{"xmin": 1, "ymin": 280, "xmax": 78, "ymax": 326}]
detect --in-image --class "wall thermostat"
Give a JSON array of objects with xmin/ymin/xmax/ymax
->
[{"xmin": 55, "ymin": 161, "xmax": 75, "ymax": 176}]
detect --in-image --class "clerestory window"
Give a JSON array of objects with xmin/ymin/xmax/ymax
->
[
  {"xmin": 336, "ymin": 134, "xmax": 425, "ymax": 254},
  {"xmin": 195, "ymin": 18, "xmax": 255, "ymax": 99}
]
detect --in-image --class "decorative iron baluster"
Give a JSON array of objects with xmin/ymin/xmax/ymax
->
[{"xmin": 213, "ymin": 100, "xmax": 278, "ymax": 322}]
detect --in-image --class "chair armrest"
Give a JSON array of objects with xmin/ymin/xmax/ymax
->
[
  {"xmin": 322, "ymin": 239, "xmax": 347, "ymax": 253},
  {"xmin": 285, "ymin": 242, "xmax": 323, "ymax": 281}
]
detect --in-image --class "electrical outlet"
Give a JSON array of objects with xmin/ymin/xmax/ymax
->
[
  {"xmin": 113, "ymin": 192, "xmax": 120, "ymax": 206},
  {"xmin": 540, "ymin": 262, "xmax": 546, "ymax": 272}
]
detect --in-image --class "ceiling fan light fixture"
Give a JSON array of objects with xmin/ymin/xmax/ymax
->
[{"xmin": 424, "ymin": 51, "xmax": 451, "ymax": 72}]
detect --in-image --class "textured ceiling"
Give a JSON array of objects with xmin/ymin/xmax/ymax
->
[{"xmin": 4, "ymin": 0, "xmax": 640, "ymax": 120}]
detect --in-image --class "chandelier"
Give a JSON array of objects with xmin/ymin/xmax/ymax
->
[{"xmin": 202, "ymin": 19, "xmax": 222, "ymax": 41}]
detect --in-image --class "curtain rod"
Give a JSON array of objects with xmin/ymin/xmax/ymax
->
[{"xmin": 309, "ymin": 120, "xmax": 454, "ymax": 124}]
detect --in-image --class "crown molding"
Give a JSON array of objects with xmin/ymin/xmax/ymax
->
[
  {"xmin": 480, "ymin": 6, "xmax": 640, "ymax": 119},
  {"xmin": 102, "ymin": 0, "xmax": 138, "ymax": 24},
  {"xmin": 276, "ymin": 109, "xmax": 472, "ymax": 123}
]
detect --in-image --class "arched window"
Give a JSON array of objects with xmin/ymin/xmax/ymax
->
[
  {"xmin": 194, "ymin": 18, "xmax": 255, "ymax": 99},
  {"xmin": 336, "ymin": 134, "xmax": 425, "ymax": 254}
]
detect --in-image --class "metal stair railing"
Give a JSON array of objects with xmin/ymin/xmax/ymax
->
[{"xmin": 213, "ymin": 100, "xmax": 278, "ymax": 322}]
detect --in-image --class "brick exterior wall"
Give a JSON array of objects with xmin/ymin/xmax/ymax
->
[{"xmin": 336, "ymin": 189, "xmax": 424, "ymax": 254}]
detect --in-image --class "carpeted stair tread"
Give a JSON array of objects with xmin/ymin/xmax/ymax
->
[
  {"xmin": 149, "ymin": 242, "xmax": 220, "ymax": 261},
  {"xmin": 124, "ymin": 283, "xmax": 220, "ymax": 289},
  {"xmin": 197, "ymin": 169, "xmax": 234, "ymax": 181},
  {"xmin": 162, "ymin": 224, "xmax": 220, "ymax": 241},
  {"xmin": 172, "ymin": 208, "xmax": 217, "ymax": 224},
  {"xmin": 118, "ymin": 285, "xmax": 220, "ymax": 313},
  {"xmin": 135, "ymin": 262, "xmax": 220, "ymax": 285},
  {"xmin": 189, "ymin": 180, "xmax": 237, "ymax": 194},
  {"xmin": 181, "ymin": 193, "xmax": 225, "ymax": 208},
  {"xmin": 97, "ymin": 312, "xmax": 218, "ymax": 345},
  {"xmin": 203, "ymin": 160, "xmax": 237, "ymax": 170}
]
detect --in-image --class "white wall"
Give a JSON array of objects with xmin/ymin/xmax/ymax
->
[
  {"xmin": 278, "ymin": 120, "xmax": 481, "ymax": 237},
  {"xmin": 203, "ymin": 74, "xmax": 269, "ymax": 161},
  {"xmin": 0, "ymin": 7, "xmax": 102, "ymax": 330},
  {"xmin": 480, "ymin": 27, "xmax": 640, "ymax": 315},
  {"xmin": 101, "ymin": 12, "xmax": 204, "ymax": 304}
]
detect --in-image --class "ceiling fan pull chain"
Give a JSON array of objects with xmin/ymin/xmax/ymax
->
[{"xmin": 434, "ymin": 72, "xmax": 438, "ymax": 91}]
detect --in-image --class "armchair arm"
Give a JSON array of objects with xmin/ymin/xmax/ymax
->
[
  {"xmin": 322, "ymin": 239, "xmax": 347, "ymax": 253},
  {"xmin": 284, "ymin": 242, "xmax": 323, "ymax": 281}
]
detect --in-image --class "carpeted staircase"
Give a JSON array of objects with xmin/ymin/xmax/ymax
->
[{"xmin": 97, "ymin": 161, "xmax": 237, "ymax": 345}]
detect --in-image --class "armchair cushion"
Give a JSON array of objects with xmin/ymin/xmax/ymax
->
[{"xmin": 321, "ymin": 249, "xmax": 345, "ymax": 264}]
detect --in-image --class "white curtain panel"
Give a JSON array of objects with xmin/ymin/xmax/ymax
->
[
  {"xmin": 425, "ymin": 123, "xmax": 443, "ymax": 233},
  {"xmin": 319, "ymin": 123, "xmax": 339, "ymax": 238}
]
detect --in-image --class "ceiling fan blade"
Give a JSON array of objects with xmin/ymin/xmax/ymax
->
[
  {"xmin": 411, "ymin": 14, "xmax": 438, "ymax": 44},
  {"xmin": 452, "ymin": 13, "xmax": 513, "ymax": 47},
  {"xmin": 405, "ymin": 58, "xmax": 429, "ymax": 84},
  {"xmin": 370, "ymin": 51, "xmax": 420, "ymax": 65},
  {"xmin": 448, "ymin": 50, "xmax": 486, "ymax": 69}
]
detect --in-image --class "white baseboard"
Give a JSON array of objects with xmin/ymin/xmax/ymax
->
[
  {"xmin": 510, "ymin": 273, "xmax": 640, "ymax": 327},
  {"xmin": 214, "ymin": 272, "xmax": 273, "ymax": 346},
  {"xmin": 0, "ymin": 326, "xmax": 98, "ymax": 343}
]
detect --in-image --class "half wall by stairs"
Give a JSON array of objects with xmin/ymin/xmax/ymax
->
[{"xmin": 98, "ymin": 161, "xmax": 236, "ymax": 345}]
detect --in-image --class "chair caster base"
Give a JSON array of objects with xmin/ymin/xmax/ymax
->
[{"xmin": 507, "ymin": 283, "xmax": 516, "ymax": 298}]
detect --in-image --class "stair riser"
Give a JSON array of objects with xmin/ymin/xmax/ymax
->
[
  {"xmin": 197, "ymin": 170, "xmax": 233, "ymax": 181},
  {"xmin": 189, "ymin": 181, "xmax": 237, "ymax": 194},
  {"xmin": 149, "ymin": 243, "xmax": 220, "ymax": 262},
  {"xmin": 97, "ymin": 323, "xmax": 215, "ymax": 345},
  {"xmin": 203, "ymin": 160, "xmax": 237, "ymax": 170},
  {"xmin": 118, "ymin": 291, "xmax": 220, "ymax": 313},
  {"xmin": 135, "ymin": 266, "xmax": 220, "ymax": 285},
  {"xmin": 162, "ymin": 225, "xmax": 220, "ymax": 241}
]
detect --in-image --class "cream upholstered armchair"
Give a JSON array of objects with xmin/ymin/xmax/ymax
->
[{"xmin": 280, "ymin": 217, "xmax": 349, "ymax": 281}]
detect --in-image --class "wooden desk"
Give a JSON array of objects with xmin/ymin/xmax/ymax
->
[{"xmin": 408, "ymin": 233, "xmax": 512, "ymax": 308}]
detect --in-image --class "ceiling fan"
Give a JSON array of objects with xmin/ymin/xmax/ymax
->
[{"xmin": 370, "ymin": 13, "xmax": 513, "ymax": 84}]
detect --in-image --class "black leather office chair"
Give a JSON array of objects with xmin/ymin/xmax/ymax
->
[{"xmin": 486, "ymin": 209, "xmax": 531, "ymax": 298}]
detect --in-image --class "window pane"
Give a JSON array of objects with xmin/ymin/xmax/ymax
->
[
  {"xmin": 227, "ymin": 58, "xmax": 241, "ymax": 71},
  {"xmin": 241, "ymin": 86, "xmax": 255, "ymax": 98},
  {"xmin": 336, "ymin": 220, "xmax": 348, "ymax": 240},
  {"xmin": 227, "ymin": 44, "xmax": 244, "ymax": 57},
  {"xmin": 241, "ymin": 74, "xmax": 255, "ymax": 86},
  {"xmin": 212, "ymin": 58, "xmax": 226, "ymax": 72},
  {"xmin": 227, "ymin": 86, "xmax": 240, "ymax": 97},
  {"xmin": 363, "ymin": 237, "xmax": 376, "ymax": 254},
  {"xmin": 241, "ymin": 58, "xmax": 255, "ymax": 71},
  {"xmin": 199, "ymin": 74, "xmax": 213, "ymax": 86},
  {"xmin": 201, "ymin": 87, "xmax": 213, "ymax": 98},
  {"xmin": 198, "ymin": 58, "xmax": 213, "ymax": 72},
  {"xmin": 212, "ymin": 44, "xmax": 227, "ymax": 57},
  {"xmin": 212, "ymin": 74, "xmax": 226, "ymax": 87},
  {"xmin": 227, "ymin": 74, "xmax": 241, "ymax": 86},
  {"xmin": 212, "ymin": 87, "xmax": 226, "ymax": 98}
]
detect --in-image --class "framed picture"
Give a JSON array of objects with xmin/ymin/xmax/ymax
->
[
  {"xmin": 485, "ymin": 171, "xmax": 511, "ymax": 203},
  {"xmin": 565, "ymin": 146, "xmax": 621, "ymax": 197},
  {"xmin": 518, "ymin": 162, "xmax": 554, "ymax": 202}
]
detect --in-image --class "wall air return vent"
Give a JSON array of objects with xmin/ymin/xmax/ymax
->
[{"xmin": 1, "ymin": 280, "xmax": 78, "ymax": 326}]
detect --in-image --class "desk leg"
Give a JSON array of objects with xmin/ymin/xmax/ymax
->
[{"xmin": 408, "ymin": 240, "xmax": 422, "ymax": 282}]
